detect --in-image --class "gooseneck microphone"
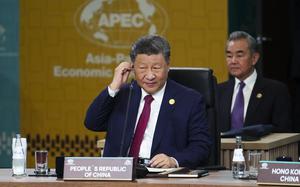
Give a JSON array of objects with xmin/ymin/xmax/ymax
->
[
  {"xmin": 119, "ymin": 79, "xmax": 134, "ymax": 157},
  {"xmin": 118, "ymin": 79, "xmax": 149, "ymax": 178}
]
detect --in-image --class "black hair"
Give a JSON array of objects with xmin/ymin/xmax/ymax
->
[{"xmin": 130, "ymin": 35, "xmax": 170, "ymax": 64}]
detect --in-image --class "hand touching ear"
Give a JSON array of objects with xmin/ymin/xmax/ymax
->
[{"xmin": 109, "ymin": 61, "xmax": 133, "ymax": 91}]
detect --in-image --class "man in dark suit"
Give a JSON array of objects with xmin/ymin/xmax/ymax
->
[
  {"xmin": 218, "ymin": 31, "xmax": 292, "ymax": 133},
  {"xmin": 84, "ymin": 35, "xmax": 211, "ymax": 169}
]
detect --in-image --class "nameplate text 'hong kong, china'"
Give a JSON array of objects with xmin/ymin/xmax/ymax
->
[
  {"xmin": 257, "ymin": 161, "xmax": 300, "ymax": 186},
  {"xmin": 63, "ymin": 157, "xmax": 134, "ymax": 181}
]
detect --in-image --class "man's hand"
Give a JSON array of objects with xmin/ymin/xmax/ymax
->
[
  {"xmin": 149, "ymin": 154, "xmax": 177, "ymax": 168},
  {"xmin": 109, "ymin": 61, "xmax": 133, "ymax": 91}
]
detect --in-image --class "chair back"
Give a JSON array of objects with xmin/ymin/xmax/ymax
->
[{"xmin": 168, "ymin": 67, "xmax": 220, "ymax": 166}]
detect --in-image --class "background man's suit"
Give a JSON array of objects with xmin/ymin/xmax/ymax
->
[
  {"xmin": 85, "ymin": 79, "xmax": 211, "ymax": 168},
  {"xmin": 218, "ymin": 74, "xmax": 292, "ymax": 132}
]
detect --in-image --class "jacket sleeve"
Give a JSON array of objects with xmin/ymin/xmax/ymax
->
[
  {"xmin": 84, "ymin": 87, "xmax": 115, "ymax": 132},
  {"xmin": 272, "ymin": 83, "xmax": 293, "ymax": 132}
]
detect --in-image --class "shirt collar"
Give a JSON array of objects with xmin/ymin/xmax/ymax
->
[
  {"xmin": 234, "ymin": 69, "xmax": 257, "ymax": 89},
  {"xmin": 141, "ymin": 82, "xmax": 167, "ymax": 101}
]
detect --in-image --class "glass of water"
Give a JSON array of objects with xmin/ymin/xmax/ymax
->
[
  {"xmin": 35, "ymin": 150, "xmax": 48, "ymax": 174},
  {"xmin": 248, "ymin": 151, "xmax": 262, "ymax": 179}
]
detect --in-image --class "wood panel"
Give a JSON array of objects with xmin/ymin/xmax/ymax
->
[{"xmin": 221, "ymin": 133, "xmax": 300, "ymax": 169}]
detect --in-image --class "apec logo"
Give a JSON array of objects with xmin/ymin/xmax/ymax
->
[{"xmin": 74, "ymin": 0, "xmax": 169, "ymax": 49}]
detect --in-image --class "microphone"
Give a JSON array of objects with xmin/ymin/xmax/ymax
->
[
  {"xmin": 119, "ymin": 79, "xmax": 134, "ymax": 157},
  {"xmin": 118, "ymin": 79, "xmax": 149, "ymax": 178}
]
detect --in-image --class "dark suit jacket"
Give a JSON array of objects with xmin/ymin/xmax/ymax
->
[
  {"xmin": 217, "ymin": 75, "xmax": 292, "ymax": 133},
  {"xmin": 84, "ymin": 79, "xmax": 211, "ymax": 168}
]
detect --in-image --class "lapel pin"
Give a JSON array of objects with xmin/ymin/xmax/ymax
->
[
  {"xmin": 169, "ymin": 99, "xmax": 175, "ymax": 105},
  {"xmin": 256, "ymin": 93, "xmax": 263, "ymax": 99}
]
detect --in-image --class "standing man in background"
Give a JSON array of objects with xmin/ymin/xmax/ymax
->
[
  {"xmin": 218, "ymin": 31, "xmax": 292, "ymax": 133},
  {"xmin": 84, "ymin": 35, "xmax": 211, "ymax": 169}
]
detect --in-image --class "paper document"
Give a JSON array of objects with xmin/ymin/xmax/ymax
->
[{"xmin": 146, "ymin": 167, "xmax": 183, "ymax": 173}]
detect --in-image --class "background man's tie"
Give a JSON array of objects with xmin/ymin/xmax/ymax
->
[
  {"xmin": 129, "ymin": 95, "xmax": 154, "ymax": 158},
  {"xmin": 231, "ymin": 81, "xmax": 246, "ymax": 129}
]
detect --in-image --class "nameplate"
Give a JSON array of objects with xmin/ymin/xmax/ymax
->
[
  {"xmin": 63, "ymin": 157, "xmax": 134, "ymax": 181},
  {"xmin": 257, "ymin": 161, "xmax": 300, "ymax": 186}
]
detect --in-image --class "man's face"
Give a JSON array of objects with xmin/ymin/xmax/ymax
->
[
  {"xmin": 134, "ymin": 53, "xmax": 169, "ymax": 94},
  {"xmin": 226, "ymin": 39, "xmax": 259, "ymax": 80}
]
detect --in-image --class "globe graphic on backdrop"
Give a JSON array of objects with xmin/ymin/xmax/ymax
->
[{"xmin": 74, "ymin": 0, "xmax": 168, "ymax": 48}]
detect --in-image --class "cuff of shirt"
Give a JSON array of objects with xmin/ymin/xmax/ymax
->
[
  {"xmin": 107, "ymin": 86, "xmax": 119, "ymax": 97},
  {"xmin": 170, "ymin": 157, "xmax": 179, "ymax": 168}
]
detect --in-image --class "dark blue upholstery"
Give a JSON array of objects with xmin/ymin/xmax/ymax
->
[{"xmin": 168, "ymin": 67, "xmax": 220, "ymax": 166}]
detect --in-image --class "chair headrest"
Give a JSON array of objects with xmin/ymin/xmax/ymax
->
[{"xmin": 168, "ymin": 68, "xmax": 216, "ymax": 107}]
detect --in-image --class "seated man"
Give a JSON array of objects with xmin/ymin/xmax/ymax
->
[
  {"xmin": 218, "ymin": 31, "xmax": 292, "ymax": 133},
  {"xmin": 84, "ymin": 35, "xmax": 211, "ymax": 169}
]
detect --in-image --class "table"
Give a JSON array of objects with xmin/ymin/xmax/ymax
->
[
  {"xmin": 221, "ymin": 133, "xmax": 300, "ymax": 169},
  {"xmin": 0, "ymin": 168, "xmax": 277, "ymax": 187}
]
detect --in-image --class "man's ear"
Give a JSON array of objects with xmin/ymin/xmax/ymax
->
[
  {"xmin": 252, "ymin": 52, "xmax": 260, "ymax": 66},
  {"xmin": 131, "ymin": 64, "xmax": 136, "ymax": 77},
  {"xmin": 128, "ymin": 69, "xmax": 135, "ymax": 82}
]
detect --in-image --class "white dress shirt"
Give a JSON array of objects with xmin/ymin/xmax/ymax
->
[
  {"xmin": 231, "ymin": 69, "xmax": 257, "ymax": 120},
  {"xmin": 136, "ymin": 84, "xmax": 166, "ymax": 158}
]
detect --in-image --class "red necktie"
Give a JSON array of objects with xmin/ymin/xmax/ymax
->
[{"xmin": 129, "ymin": 95, "xmax": 154, "ymax": 158}]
